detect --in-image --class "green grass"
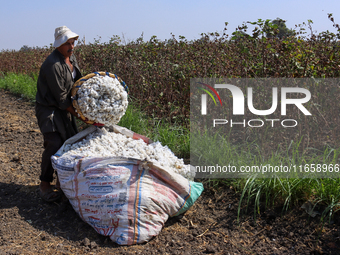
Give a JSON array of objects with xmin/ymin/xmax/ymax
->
[
  {"xmin": 192, "ymin": 127, "xmax": 340, "ymax": 223},
  {"xmin": 0, "ymin": 72, "xmax": 37, "ymax": 101}
]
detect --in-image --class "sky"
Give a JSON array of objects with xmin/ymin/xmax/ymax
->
[{"xmin": 1, "ymin": 0, "xmax": 340, "ymax": 51}]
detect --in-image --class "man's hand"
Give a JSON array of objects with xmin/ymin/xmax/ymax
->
[
  {"xmin": 93, "ymin": 122, "xmax": 105, "ymax": 127},
  {"xmin": 66, "ymin": 105, "xmax": 104, "ymax": 126},
  {"xmin": 66, "ymin": 105, "xmax": 78, "ymax": 117},
  {"xmin": 83, "ymin": 117, "xmax": 104, "ymax": 127}
]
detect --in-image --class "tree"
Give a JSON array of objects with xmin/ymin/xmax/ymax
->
[
  {"xmin": 231, "ymin": 30, "xmax": 251, "ymax": 42},
  {"xmin": 19, "ymin": 45, "xmax": 32, "ymax": 52},
  {"xmin": 265, "ymin": 18, "xmax": 295, "ymax": 39}
]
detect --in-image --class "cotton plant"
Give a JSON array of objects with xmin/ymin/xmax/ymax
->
[{"xmin": 76, "ymin": 74, "xmax": 128, "ymax": 126}]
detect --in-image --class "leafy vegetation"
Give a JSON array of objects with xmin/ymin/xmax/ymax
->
[{"xmin": 1, "ymin": 14, "xmax": 340, "ymax": 127}]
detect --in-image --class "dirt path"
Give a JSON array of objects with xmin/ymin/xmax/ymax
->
[{"xmin": 0, "ymin": 88, "xmax": 339, "ymax": 254}]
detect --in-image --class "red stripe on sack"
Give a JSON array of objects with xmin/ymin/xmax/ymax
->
[{"xmin": 133, "ymin": 133, "xmax": 151, "ymax": 144}]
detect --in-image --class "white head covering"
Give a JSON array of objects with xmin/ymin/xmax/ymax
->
[{"xmin": 53, "ymin": 26, "xmax": 79, "ymax": 48}]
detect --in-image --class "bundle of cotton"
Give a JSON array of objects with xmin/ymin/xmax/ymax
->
[
  {"xmin": 75, "ymin": 74, "xmax": 128, "ymax": 126},
  {"xmin": 62, "ymin": 127, "xmax": 192, "ymax": 180}
]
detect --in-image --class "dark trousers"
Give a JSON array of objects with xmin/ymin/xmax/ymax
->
[{"xmin": 40, "ymin": 132, "xmax": 64, "ymax": 183}]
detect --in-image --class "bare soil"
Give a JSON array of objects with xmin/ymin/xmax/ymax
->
[{"xmin": 0, "ymin": 88, "xmax": 339, "ymax": 255}]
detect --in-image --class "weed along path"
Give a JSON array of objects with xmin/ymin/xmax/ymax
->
[{"xmin": 0, "ymin": 88, "xmax": 339, "ymax": 254}]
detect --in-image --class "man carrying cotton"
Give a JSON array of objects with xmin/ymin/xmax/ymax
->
[{"xmin": 35, "ymin": 26, "xmax": 83, "ymax": 202}]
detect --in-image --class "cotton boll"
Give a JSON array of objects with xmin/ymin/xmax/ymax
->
[
  {"xmin": 62, "ymin": 128, "xmax": 191, "ymax": 179},
  {"xmin": 76, "ymin": 74, "xmax": 128, "ymax": 126}
]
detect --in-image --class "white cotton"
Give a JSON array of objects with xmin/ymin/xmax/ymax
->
[
  {"xmin": 76, "ymin": 74, "xmax": 128, "ymax": 126},
  {"xmin": 61, "ymin": 128, "xmax": 192, "ymax": 180}
]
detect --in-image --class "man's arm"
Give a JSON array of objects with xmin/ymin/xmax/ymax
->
[
  {"xmin": 66, "ymin": 105, "xmax": 104, "ymax": 126},
  {"xmin": 66, "ymin": 105, "xmax": 78, "ymax": 118}
]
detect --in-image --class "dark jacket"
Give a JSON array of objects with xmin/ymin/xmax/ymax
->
[{"xmin": 35, "ymin": 49, "xmax": 82, "ymax": 141}]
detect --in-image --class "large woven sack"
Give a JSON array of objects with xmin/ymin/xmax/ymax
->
[{"xmin": 51, "ymin": 126, "xmax": 203, "ymax": 245}]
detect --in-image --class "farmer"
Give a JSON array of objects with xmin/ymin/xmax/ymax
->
[{"xmin": 35, "ymin": 26, "xmax": 83, "ymax": 202}]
